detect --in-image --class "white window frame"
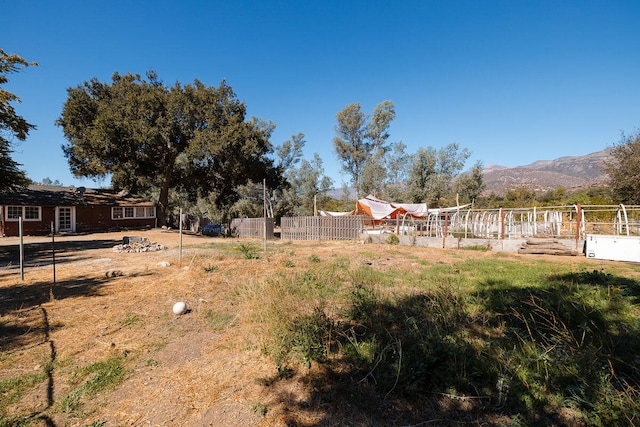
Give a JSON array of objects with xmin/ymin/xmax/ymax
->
[
  {"xmin": 111, "ymin": 206, "xmax": 156, "ymax": 220},
  {"xmin": 5, "ymin": 206, "xmax": 42, "ymax": 221}
]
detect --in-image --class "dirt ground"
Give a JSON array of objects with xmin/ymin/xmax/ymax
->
[{"xmin": 0, "ymin": 229, "xmax": 607, "ymax": 427}]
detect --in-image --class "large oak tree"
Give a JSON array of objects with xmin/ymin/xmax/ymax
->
[
  {"xmin": 57, "ymin": 71, "xmax": 280, "ymax": 225},
  {"xmin": 0, "ymin": 48, "xmax": 37, "ymax": 194}
]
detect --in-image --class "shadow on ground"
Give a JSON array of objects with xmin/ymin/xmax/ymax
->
[
  {"xmin": 0, "ymin": 275, "xmax": 111, "ymax": 352},
  {"xmin": 0, "ymin": 238, "xmax": 121, "ymax": 271}
]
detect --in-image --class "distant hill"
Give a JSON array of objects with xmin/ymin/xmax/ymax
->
[
  {"xmin": 328, "ymin": 149, "xmax": 612, "ymax": 199},
  {"xmin": 482, "ymin": 149, "xmax": 611, "ymax": 196}
]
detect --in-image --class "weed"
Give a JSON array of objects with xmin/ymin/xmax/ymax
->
[
  {"xmin": 203, "ymin": 265, "xmax": 219, "ymax": 273},
  {"xmin": 277, "ymin": 365, "xmax": 294, "ymax": 379},
  {"xmin": 283, "ymin": 260, "xmax": 296, "ymax": 268},
  {"xmin": 251, "ymin": 402, "xmax": 268, "ymax": 417},
  {"xmin": 386, "ymin": 233, "xmax": 399, "ymax": 245},
  {"xmin": 119, "ymin": 312, "xmax": 139, "ymax": 327},
  {"xmin": 237, "ymin": 243, "xmax": 260, "ymax": 259},
  {"xmin": 289, "ymin": 307, "xmax": 333, "ymax": 367},
  {"xmin": 309, "ymin": 254, "xmax": 321, "ymax": 263}
]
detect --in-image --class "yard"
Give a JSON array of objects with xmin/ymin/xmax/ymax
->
[{"xmin": 1, "ymin": 230, "xmax": 640, "ymax": 426}]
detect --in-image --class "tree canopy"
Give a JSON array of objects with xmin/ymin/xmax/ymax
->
[
  {"xmin": 0, "ymin": 48, "xmax": 37, "ymax": 194},
  {"xmin": 605, "ymin": 130, "xmax": 640, "ymax": 204},
  {"xmin": 271, "ymin": 133, "xmax": 333, "ymax": 218},
  {"xmin": 57, "ymin": 71, "xmax": 281, "ymax": 224},
  {"xmin": 333, "ymin": 100, "xmax": 396, "ymax": 198},
  {"xmin": 406, "ymin": 143, "xmax": 470, "ymax": 205}
]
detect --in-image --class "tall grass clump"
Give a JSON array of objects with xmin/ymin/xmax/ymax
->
[
  {"xmin": 250, "ymin": 265, "xmax": 346, "ymax": 369},
  {"xmin": 236, "ymin": 243, "xmax": 260, "ymax": 259}
]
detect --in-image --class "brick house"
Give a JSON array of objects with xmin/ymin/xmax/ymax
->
[{"xmin": 0, "ymin": 185, "xmax": 157, "ymax": 236}]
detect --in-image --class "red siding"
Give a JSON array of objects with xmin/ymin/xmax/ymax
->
[
  {"xmin": 76, "ymin": 206, "xmax": 156, "ymax": 232},
  {"xmin": 2, "ymin": 206, "xmax": 156, "ymax": 236},
  {"xmin": 3, "ymin": 208, "xmax": 55, "ymax": 236}
]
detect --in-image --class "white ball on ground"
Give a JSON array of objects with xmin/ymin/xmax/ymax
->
[{"xmin": 172, "ymin": 301, "xmax": 187, "ymax": 315}]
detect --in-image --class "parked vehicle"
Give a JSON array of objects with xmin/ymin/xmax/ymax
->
[{"xmin": 202, "ymin": 223, "xmax": 224, "ymax": 236}]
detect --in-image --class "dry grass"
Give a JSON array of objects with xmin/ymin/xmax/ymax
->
[{"xmin": 1, "ymin": 230, "xmax": 634, "ymax": 426}]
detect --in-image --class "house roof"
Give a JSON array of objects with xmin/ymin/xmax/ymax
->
[{"xmin": 0, "ymin": 185, "xmax": 155, "ymax": 207}]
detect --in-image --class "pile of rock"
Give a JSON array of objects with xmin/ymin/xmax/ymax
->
[{"xmin": 113, "ymin": 236, "xmax": 167, "ymax": 253}]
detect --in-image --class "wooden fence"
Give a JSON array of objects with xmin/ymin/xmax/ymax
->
[
  {"xmin": 281, "ymin": 216, "xmax": 364, "ymax": 241},
  {"xmin": 230, "ymin": 217, "xmax": 275, "ymax": 239}
]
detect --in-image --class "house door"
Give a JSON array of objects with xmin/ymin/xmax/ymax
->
[{"xmin": 56, "ymin": 207, "xmax": 76, "ymax": 233}]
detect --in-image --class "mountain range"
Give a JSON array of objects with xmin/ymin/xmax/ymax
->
[{"xmin": 482, "ymin": 148, "xmax": 611, "ymax": 196}]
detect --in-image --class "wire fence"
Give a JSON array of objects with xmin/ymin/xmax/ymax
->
[{"xmin": 371, "ymin": 204, "xmax": 640, "ymax": 240}]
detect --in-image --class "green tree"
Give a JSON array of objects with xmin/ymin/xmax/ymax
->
[
  {"xmin": 57, "ymin": 71, "xmax": 280, "ymax": 225},
  {"xmin": 333, "ymin": 100, "xmax": 395, "ymax": 198},
  {"xmin": 453, "ymin": 161, "xmax": 486, "ymax": 204},
  {"xmin": 605, "ymin": 130, "xmax": 640, "ymax": 203},
  {"xmin": 0, "ymin": 48, "xmax": 37, "ymax": 194},
  {"xmin": 360, "ymin": 150, "xmax": 387, "ymax": 197},
  {"xmin": 406, "ymin": 147, "xmax": 436, "ymax": 203},
  {"xmin": 275, "ymin": 133, "xmax": 333, "ymax": 217},
  {"xmin": 407, "ymin": 143, "xmax": 470, "ymax": 205},
  {"xmin": 503, "ymin": 186, "xmax": 536, "ymax": 208}
]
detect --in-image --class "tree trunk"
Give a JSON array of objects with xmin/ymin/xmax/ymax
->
[{"xmin": 156, "ymin": 167, "xmax": 173, "ymax": 227}]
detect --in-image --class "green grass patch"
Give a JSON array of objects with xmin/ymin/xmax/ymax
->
[
  {"xmin": 248, "ymin": 254, "xmax": 640, "ymax": 425},
  {"xmin": 59, "ymin": 356, "xmax": 126, "ymax": 416},
  {"xmin": 203, "ymin": 310, "xmax": 234, "ymax": 331},
  {"xmin": 0, "ymin": 365, "xmax": 49, "ymax": 411}
]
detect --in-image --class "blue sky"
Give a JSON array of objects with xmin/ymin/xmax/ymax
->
[{"xmin": 4, "ymin": 0, "xmax": 640, "ymax": 188}]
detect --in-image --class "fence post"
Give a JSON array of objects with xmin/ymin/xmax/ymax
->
[
  {"xmin": 19, "ymin": 217, "xmax": 24, "ymax": 281},
  {"xmin": 443, "ymin": 211, "xmax": 449, "ymax": 248},
  {"xmin": 575, "ymin": 204, "xmax": 581, "ymax": 249}
]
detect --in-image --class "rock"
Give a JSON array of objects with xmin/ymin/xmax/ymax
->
[
  {"xmin": 123, "ymin": 236, "xmax": 151, "ymax": 245},
  {"xmin": 157, "ymin": 261, "xmax": 171, "ymax": 267},
  {"xmin": 105, "ymin": 270, "xmax": 124, "ymax": 278}
]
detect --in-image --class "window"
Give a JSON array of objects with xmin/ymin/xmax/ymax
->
[
  {"xmin": 24, "ymin": 207, "xmax": 40, "ymax": 220},
  {"xmin": 7, "ymin": 206, "xmax": 22, "ymax": 220},
  {"xmin": 112, "ymin": 206, "xmax": 156, "ymax": 220},
  {"xmin": 5, "ymin": 206, "xmax": 41, "ymax": 221}
]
